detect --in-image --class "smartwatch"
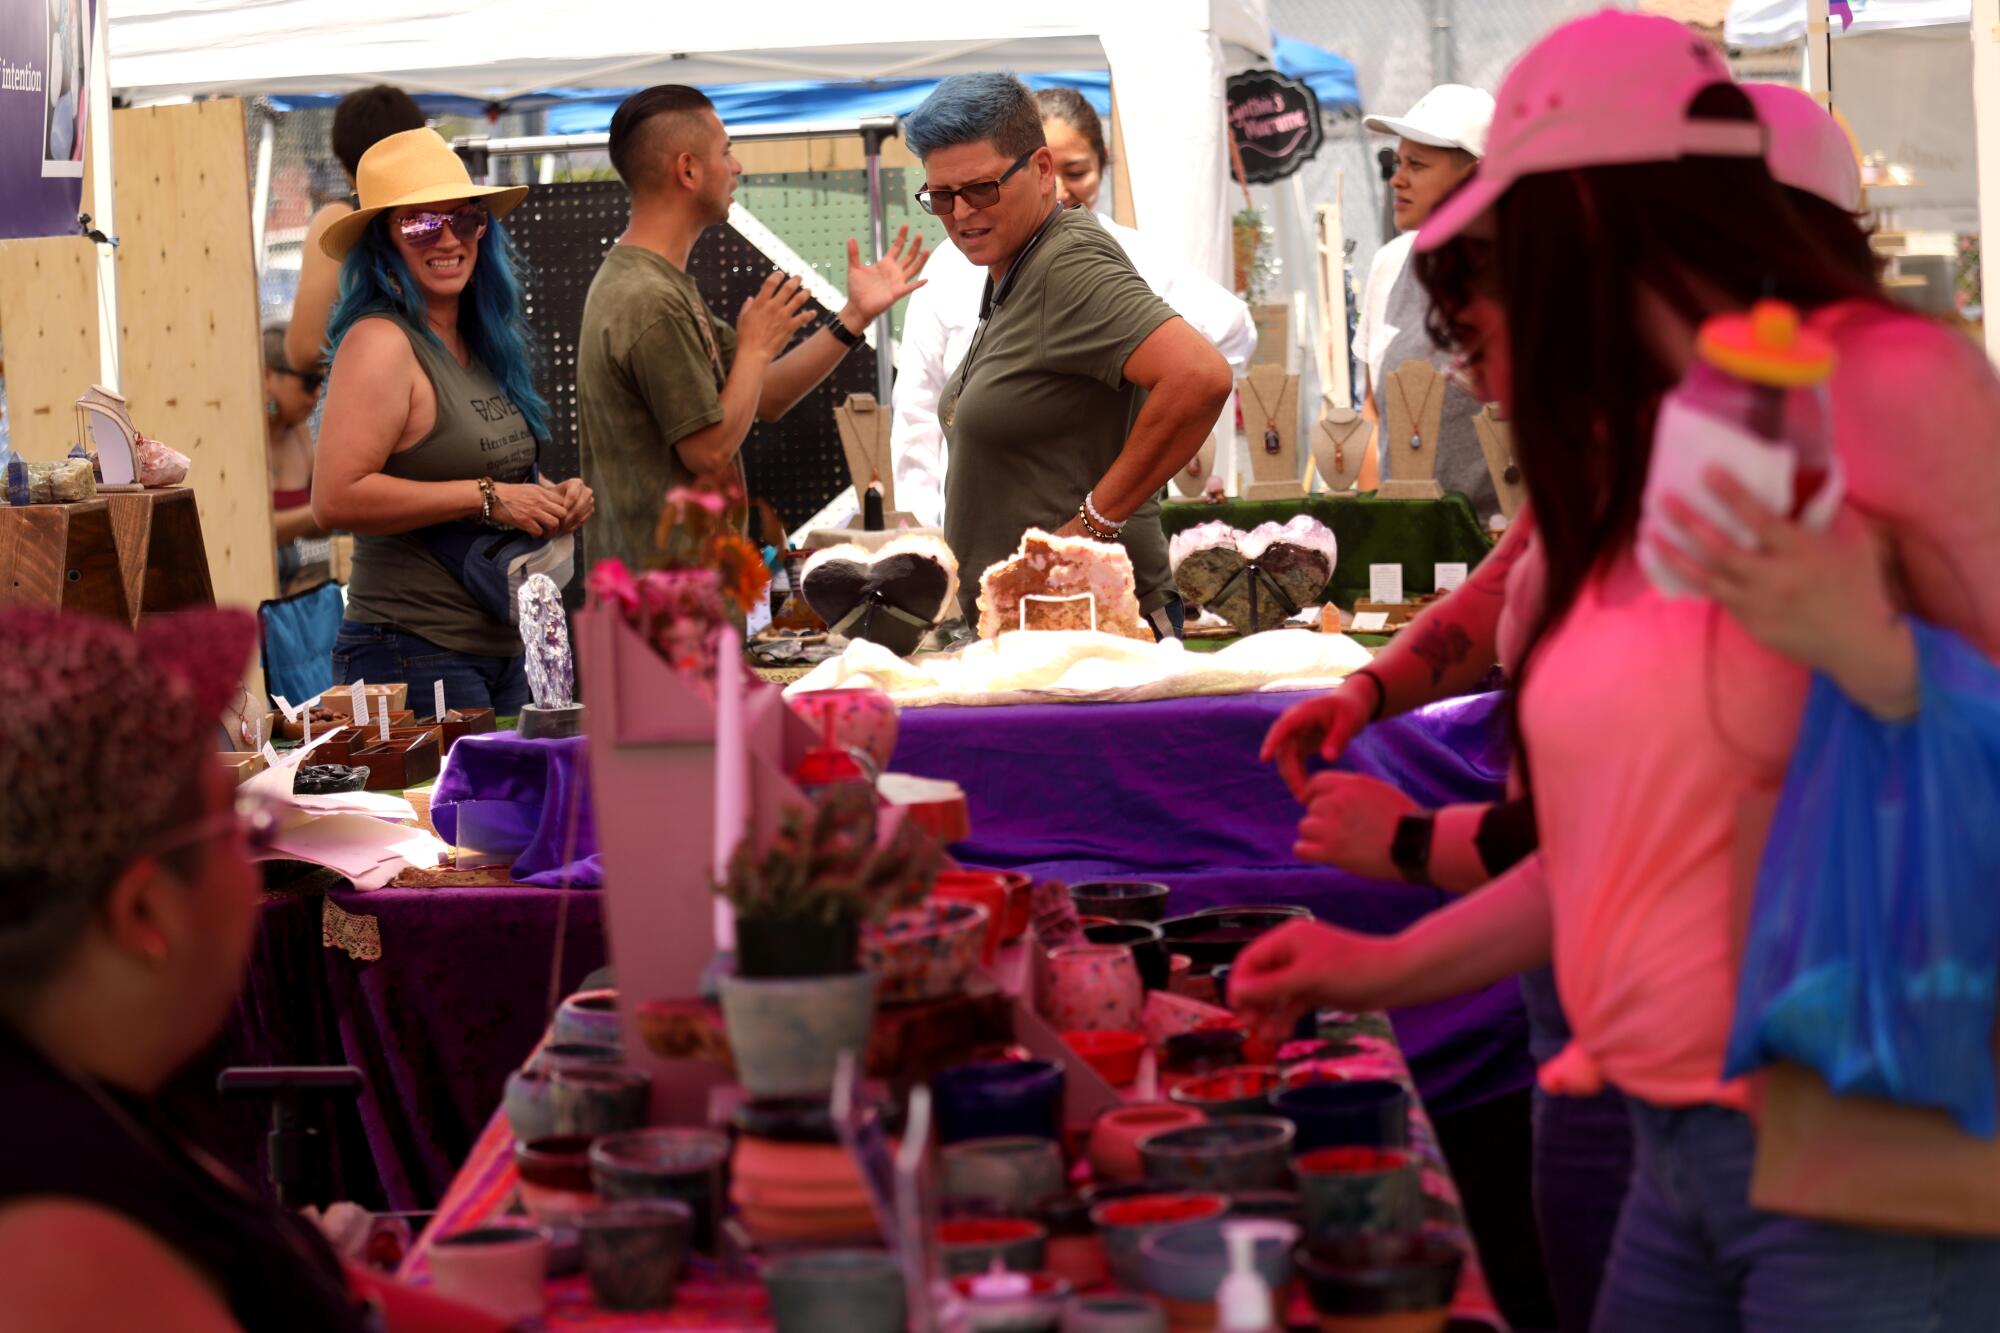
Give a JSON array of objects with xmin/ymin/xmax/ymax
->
[
  {"xmin": 826, "ymin": 313, "xmax": 866, "ymax": 348},
  {"xmin": 1389, "ymin": 812, "xmax": 1436, "ymax": 886}
]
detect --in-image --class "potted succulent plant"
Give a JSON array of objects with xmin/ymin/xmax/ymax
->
[{"xmin": 714, "ymin": 784, "xmax": 942, "ymax": 1098}]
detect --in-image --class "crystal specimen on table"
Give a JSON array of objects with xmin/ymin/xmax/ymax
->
[
  {"xmin": 518, "ymin": 572, "xmax": 575, "ymax": 709},
  {"xmin": 1170, "ymin": 515, "xmax": 1337, "ymax": 634},
  {"xmin": 801, "ymin": 534, "xmax": 959, "ymax": 656},
  {"xmin": 976, "ymin": 529, "xmax": 1148, "ymax": 641}
]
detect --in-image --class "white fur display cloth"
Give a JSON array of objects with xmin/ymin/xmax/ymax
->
[{"xmin": 783, "ymin": 628, "xmax": 1372, "ymax": 708}]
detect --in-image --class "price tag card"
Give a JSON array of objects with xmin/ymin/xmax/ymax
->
[
  {"xmin": 1369, "ymin": 564, "xmax": 1404, "ymax": 605},
  {"xmin": 349, "ymin": 681, "xmax": 369, "ymax": 730},
  {"xmin": 1352, "ymin": 611, "xmax": 1391, "ymax": 632},
  {"xmin": 434, "ymin": 680, "xmax": 448, "ymax": 725},
  {"xmin": 1434, "ymin": 562, "xmax": 1469, "ymax": 592},
  {"xmin": 378, "ymin": 708, "xmax": 392, "ymax": 743}
]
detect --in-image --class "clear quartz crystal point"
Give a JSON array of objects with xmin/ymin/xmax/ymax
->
[{"xmin": 518, "ymin": 573, "xmax": 574, "ymax": 708}]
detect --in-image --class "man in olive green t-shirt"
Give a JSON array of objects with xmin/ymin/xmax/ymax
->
[{"xmin": 578, "ymin": 85, "xmax": 930, "ymax": 573}]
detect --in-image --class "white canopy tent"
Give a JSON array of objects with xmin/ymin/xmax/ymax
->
[
  {"xmin": 1727, "ymin": 0, "xmax": 1998, "ymax": 357},
  {"xmin": 107, "ymin": 0, "xmax": 1272, "ymax": 293}
]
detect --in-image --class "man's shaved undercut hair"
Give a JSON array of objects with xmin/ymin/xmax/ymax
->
[{"xmin": 609, "ymin": 85, "xmax": 720, "ymax": 193}]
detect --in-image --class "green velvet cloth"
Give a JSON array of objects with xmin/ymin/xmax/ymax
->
[{"xmin": 1160, "ymin": 491, "xmax": 1494, "ymax": 609}]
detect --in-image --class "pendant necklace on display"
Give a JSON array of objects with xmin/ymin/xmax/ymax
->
[
  {"xmin": 1241, "ymin": 375, "xmax": 1284, "ymax": 455},
  {"xmin": 1391, "ymin": 371, "xmax": 1442, "ymax": 452}
]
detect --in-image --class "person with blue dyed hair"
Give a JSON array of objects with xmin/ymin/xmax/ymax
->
[
  {"xmin": 312, "ymin": 128, "xmax": 595, "ymax": 714},
  {"xmin": 903, "ymin": 73, "xmax": 1233, "ymax": 637}
]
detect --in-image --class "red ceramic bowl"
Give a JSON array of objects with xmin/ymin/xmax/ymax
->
[
  {"xmin": 1061, "ymin": 1029, "xmax": 1147, "ymax": 1086},
  {"xmin": 1093, "ymin": 1192, "xmax": 1231, "ymax": 1229},
  {"xmin": 933, "ymin": 871, "xmax": 1011, "ymax": 965},
  {"xmin": 1168, "ymin": 1065, "xmax": 1282, "ymax": 1117},
  {"xmin": 1281, "ymin": 1061, "xmax": 1355, "ymax": 1090},
  {"xmin": 995, "ymin": 870, "xmax": 1034, "ymax": 941},
  {"xmin": 939, "ymin": 1217, "xmax": 1044, "ymax": 1246},
  {"xmin": 1296, "ymin": 1146, "xmax": 1414, "ymax": 1175}
]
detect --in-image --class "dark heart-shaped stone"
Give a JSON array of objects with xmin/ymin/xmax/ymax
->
[
  {"xmin": 1175, "ymin": 542, "xmax": 1332, "ymax": 634},
  {"xmin": 802, "ymin": 550, "xmax": 953, "ymax": 655}
]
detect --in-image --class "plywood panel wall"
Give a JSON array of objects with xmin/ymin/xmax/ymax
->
[
  {"xmin": 0, "ymin": 236, "xmax": 101, "ymax": 461},
  {"xmin": 107, "ymin": 100, "xmax": 275, "ymax": 613}
]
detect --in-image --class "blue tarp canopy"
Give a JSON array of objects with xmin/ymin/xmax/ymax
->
[{"xmin": 264, "ymin": 33, "xmax": 1359, "ymax": 130}]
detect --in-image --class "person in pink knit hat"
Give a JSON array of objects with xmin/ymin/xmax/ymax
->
[{"xmin": 1241, "ymin": 11, "xmax": 2000, "ymax": 1330}]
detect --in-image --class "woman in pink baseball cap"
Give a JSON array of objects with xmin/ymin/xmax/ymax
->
[{"xmin": 1243, "ymin": 11, "xmax": 2000, "ymax": 1330}]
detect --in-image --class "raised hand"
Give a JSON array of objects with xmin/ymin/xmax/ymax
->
[
  {"xmin": 1293, "ymin": 772, "xmax": 1418, "ymax": 879},
  {"xmin": 736, "ymin": 271, "xmax": 817, "ymax": 363},
  {"xmin": 1230, "ymin": 918, "xmax": 1398, "ymax": 1050},
  {"xmin": 844, "ymin": 226, "xmax": 931, "ymax": 323},
  {"xmin": 1261, "ymin": 677, "xmax": 1381, "ymax": 801}
]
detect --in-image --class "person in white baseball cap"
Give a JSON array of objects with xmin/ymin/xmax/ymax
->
[
  {"xmin": 1244, "ymin": 10, "xmax": 2000, "ymax": 1333},
  {"xmin": 1352, "ymin": 84, "xmax": 1499, "ymax": 520}
]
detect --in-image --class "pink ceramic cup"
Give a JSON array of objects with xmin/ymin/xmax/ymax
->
[
  {"xmin": 1042, "ymin": 944, "xmax": 1143, "ymax": 1034},
  {"xmin": 787, "ymin": 688, "xmax": 899, "ymax": 770}
]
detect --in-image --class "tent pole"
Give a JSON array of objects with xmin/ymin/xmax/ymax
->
[
  {"xmin": 87, "ymin": 0, "xmax": 119, "ymax": 392},
  {"xmin": 251, "ymin": 116, "xmax": 276, "ymax": 282},
  {"xmin": 1976, "ymin": 0, "xmax": 2000, "ymax": 362},
  {"xmin": 861, "ymin": 115, "xmax": 897, "ymax": 404}
]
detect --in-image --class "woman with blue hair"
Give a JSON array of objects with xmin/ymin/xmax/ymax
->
[
  {"xmin": 312, "ymin": 128, "xmax": 593, "ymax": 713},
  {"xmin": 904, "ymin": 73, "xmax": 1233, "ymax": 637}
]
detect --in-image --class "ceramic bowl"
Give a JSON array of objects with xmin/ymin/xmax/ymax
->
[
  {"xmin": 589, "ymin": 1128, "xmax": 730, "ymax": 1251},
  {"xmin": 632, "ymin": 998, "xmax": 732, "ymax": 1067},
  {"xmin": 553, "ymin": 988, "xmax": 622, "ymax": 1049},
  {"xmin": 1167, "ymin": 1065, "xmax": 1282, "ymax": 1118},
  {"xmin": 732, "ymin": 1123, "xmax": 880, "ymax": 1245},
  {"xmin": 1270, "ymin": 1079, "xmax": 1410, "ymax": 1155},
  {"xmin": 716, "ymin": 970, "xmax": 875, "ymax": 1098},
  {"xmin": 547, "ymin": 1065, "xmax": 651, "ymax": 1138},
  {"xmin": 1061, "ymin": 1293, "xmax": 1170, "ymax": 1333},
  {"xmin": 526, "ymin": 1041, "xmax": 623, "ymax": 1076},
  {"xmin": 514, "ymin": 1134, "xmax": 599, "ymax": 1222},
  {"xmin": 938, "ymin": 1217, "xmax": 1049, "ymax": 1276},
  {"xmin": 579, "ymin": 1199, "xmax": 693, "ymax": 1312},
  {"xmin": 1088, "ymin": 1105, "xmax": 1207, "ymax": 1184},
  {"xmin": 430, "ymin": 1224, "xmax": 549, "ymax": 1326},
  {"xmin": 1296, "ymin": 1232, "xmax": 1464, "ymax": 1330},
  {"xmin": 1136, "ymin": 1117, "xmax": 1296, "ymax": 1194},
  {"xmin": 1040, "ymin": 944, "xmax": 1144, "ymax": 1034},
  {"xmin": 502, "ymin": 1066, "xmax": 559, "ymax": 1144},
  {"xmin": 1159, "ymin": 1026, "xmax": 1247, "ymax": 1077},
  {"xmin": 1032, "ymin": 1194, "xmax": 1106, "ymax": 1292},
  {"xmin": 1069, "ymin": 881, "xmax": 1171, "ymax": 923},
  {"xmin": 1088, "ymin": 1191, "xmax": 1230, "ymax": 1292},
  {"xmin": 787, "ymin": 687, "xmax": 899, "ymax": 770},
  {"xmin": 1227, "ymin": 1189, "xmax": 1303, "ymax": 1225},
  {"xmin": 1296, "ymin": 1147, "xmax": 1424, "ymax": 1241},
  {"xmin": 934, "ymin": 870, "xmax": 1016, "ymax": 965},
  {"xmin": 933, "ymin": 1059, "xmax": 1066, "ymax": 1145},
  {"xmin": 948, "ymin": 1269, "xmax": 1073, "ymax": 1332},
  {"xmin": 1138, "ymin": 1216, "xmax": 1298, "ymax": 1306},
  {"xmin": 942, "ymin": 1137, "xmax": 1068, "ymax": 1212},
  {"xmin": 992, "ymin": 869, "xmax": 1036, "ymax": 940},
  {"xmin": 1082, "ymin": 922, "xmax": 1169, "ymax": 991},
  {"xmin": 1158, "ymin": 908, "xmax": 1308, "ymax": 970},
  {"xmin": 1062, "ymin": 1029, "xmax": 1147, "ymax": 1087},
  {"xmin": 863, "ymin": 899, "xmax": 989, "ymax": 1004},
  {"xmin": 764, "ymin": 1249, "xmax": 906, "ymax": 1333}
]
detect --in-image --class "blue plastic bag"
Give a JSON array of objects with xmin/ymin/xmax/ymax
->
[{"xmin": 1724, "ymin": 621, "xmax": 2000, "ymax": 1137}]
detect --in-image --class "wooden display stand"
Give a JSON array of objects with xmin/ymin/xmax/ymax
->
[
  {"xmin": 1377, "ymin": 360, "xmax": 1448, "ymax": 501},
  {"xmin": 1250, "ymin": 303, "xmax": 1290, "ymax": 368},
  {"xmin": 1473, "ymin": 405, "xmax": 1528, "ymax": 520},
  {"xmin": 1166, "ymin": 433, "xmax": 1217, "ymax": 500},
  {"xmin": 1309, "ymin": 404, "xmax": 1368, "ymax": 495},
  {"xmin": 0, "ymin": 499, "xmax": 131, "ymax": 621},
  {"xmin": 1236, "ymin": 365, "xmax": 1304, "ymax": 501},
  {"xmin": 103, "ymin": 488, "xmax": 215, "ymax": 620}
]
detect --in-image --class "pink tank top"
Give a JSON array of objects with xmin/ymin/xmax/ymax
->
[{"xmin": 1517, "ymin": 303, "xmax": 2000, "ymax": 1108}]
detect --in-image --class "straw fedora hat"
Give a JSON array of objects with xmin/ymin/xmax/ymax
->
[{"xmin": 320, "ymin": 128, "xmax": 529, "ymax": 260}]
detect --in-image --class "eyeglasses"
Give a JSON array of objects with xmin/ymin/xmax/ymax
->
[
  {"xmin": 275, "ymin": 367, "xmax": 324, "ymax": 393},
  {"xmin": 396, "ymin": 204, "xmax": 490, "ymax": 249},
  {"xmin": 146, "ymin": 789, "xmax": 291, "ymax": 863},
  {"xmin": 915, "ymin": 151, "xmax": 1034, "ymax": 217}
]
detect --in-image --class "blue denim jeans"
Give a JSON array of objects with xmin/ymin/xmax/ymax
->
[
  {"xmin": 1596, "ymin": 1098, "xmax": 2000, "ymax": 1332},
  {"xmin": 331, "ymin": 621, "xmax": 531, "ymax": 715}
]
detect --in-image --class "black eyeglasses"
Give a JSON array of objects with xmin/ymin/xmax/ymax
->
[
  {"xmin": 275, "ymin": 367, "xmax": 324, "ymax": 393},
  {"xmin": 915, "ymin": 151, "xmax": 1034, "ymax": 217}
]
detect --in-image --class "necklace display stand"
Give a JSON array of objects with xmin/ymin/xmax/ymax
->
[
  {"xmin": 1167, "ymin": 431, "xmax": 1218, "ymax": 501},
  {"xmin": 809, "ymin": 394, "xmax": 940, "ymax": 552},
  {"xmin": 1473, "ymin": 404, "xmax": 1528, "ymax": 520},
  {"xmin": 1237, "ymin": 365, "xmax": 1304, "ymax": 501},
  {"xmin": 1309, "ymin": 403, "xmax": 1368, "ymax": 494},
  {"xmin": 1378, "ymin": 359, "xmax": 1447, "ymax": 501}
]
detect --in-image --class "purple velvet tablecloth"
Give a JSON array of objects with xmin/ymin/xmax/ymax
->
[
  {"xmin": 890, "ymin": 690, "xmax": 1529, "ymax": 1120},
  {"xmin": 220, "ymin": 690, "xmax": 1527, "ymax": 1211}
]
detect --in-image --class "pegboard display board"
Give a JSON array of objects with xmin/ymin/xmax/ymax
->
[
  {"xmin": 734, "ymin": 168, "xmax": 944, "ymax": 344},
  {"xmin": 506, "ymin": 179, "xmax": 878, "ymax": 531}
]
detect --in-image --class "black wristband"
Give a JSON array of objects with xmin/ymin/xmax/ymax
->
[
  {"xmin": 826, "ymin": 314, "xmax": 865, "ymax": 348},
  {"xmin": 1390, "ymin": 812, "xmax": 1436, "ymax": 886},
  {"xmin": 1474, "ymin": 796, "xmax": 1539, "ymax": 876},
  {"xmin": 1352, "ymin": 667, "xmax": 1388, "ymax": 721}
]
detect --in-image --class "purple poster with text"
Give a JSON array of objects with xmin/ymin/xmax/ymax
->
[{"xmin": 1, "ymin": 0, "xmax": 93, "ymax": 240}]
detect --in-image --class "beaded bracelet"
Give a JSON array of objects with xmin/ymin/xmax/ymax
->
[
  {"xmin": 476, "ymin": 476, "xmax": 499, "ymax": 526},
  {"xmin": 1082, "ymin": 489, "xmax": 1121, "ymax": 535},
  {"xmin": 1076, "ymin": 503, "xmax": 1119, "ymax": 542}
]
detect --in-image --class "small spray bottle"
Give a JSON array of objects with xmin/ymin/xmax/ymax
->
[{"xmin": 1217, "ymin": 1218, "xmax": 1296, "ymax": 1332}]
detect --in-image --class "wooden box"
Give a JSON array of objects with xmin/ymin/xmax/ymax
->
[
  {"xmin": 435, "ymin": 708, "xmax": 497, "ymax": 751},
  {"xmin": 350, "ymin": 731, "xmax": 441, "ymax": 790},
  {"xmin": 216, "ymin": 751, "xmax": 267, "ymax": 783},
  {"xmin": 320, "ymin": 683, "xmax": 409, "ymax": 719}
]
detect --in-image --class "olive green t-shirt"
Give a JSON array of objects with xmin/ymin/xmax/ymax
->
[
  {"xmin": 940, "ymin": 207, "xmax": 1178, "ymax": 623},
  {"xmin": 577, "ymin": 244, "xmax": 740, "ymax": 572}
]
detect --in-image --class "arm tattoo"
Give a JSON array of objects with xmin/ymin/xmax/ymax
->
[{"xmin": 1409, "ymin": 620, "xmax": 1475, "ymax": 687}]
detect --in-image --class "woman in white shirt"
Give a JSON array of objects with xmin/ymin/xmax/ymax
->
[
  {"xmin": 891, "ymin": 88, "xmax": 1256, "ymax": 529},
  {"xmin": 1352, "ymin": 85, "xmax": 1498, "ymax": 524}
]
